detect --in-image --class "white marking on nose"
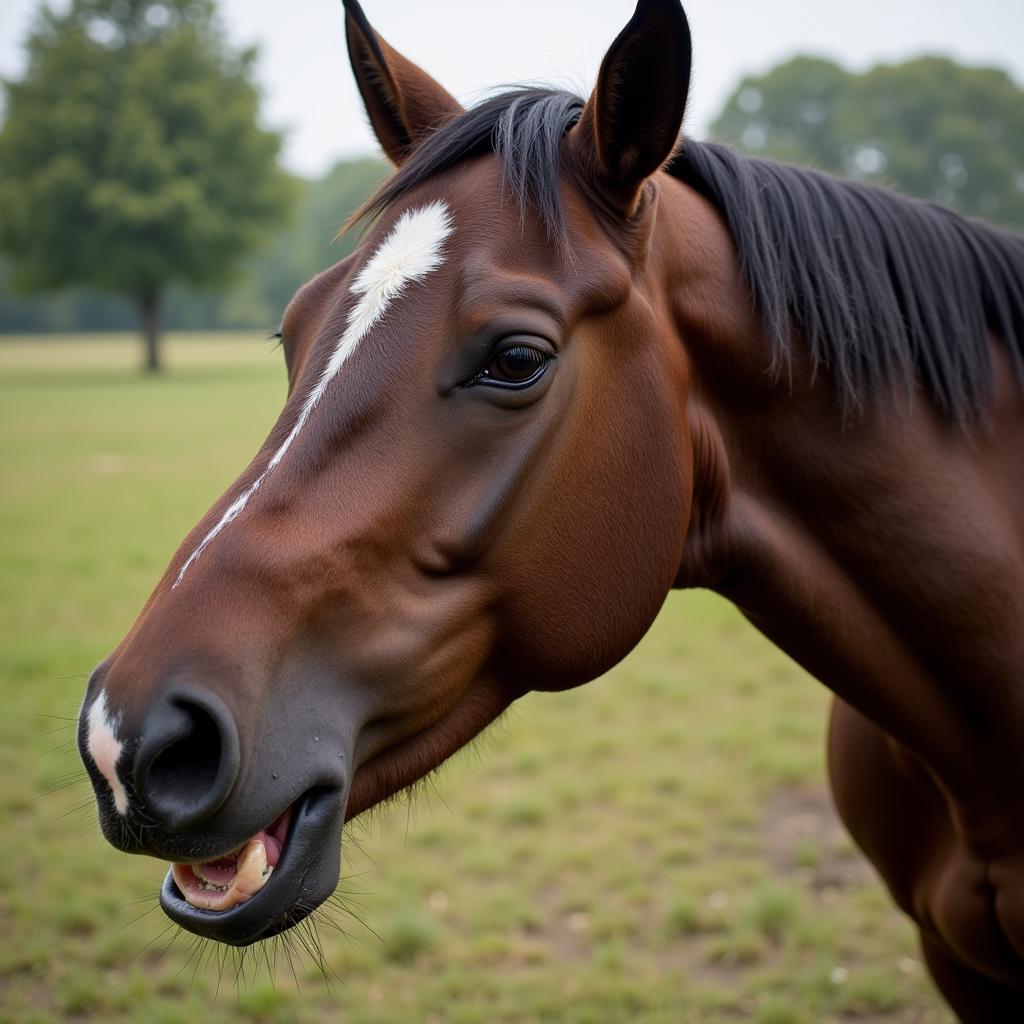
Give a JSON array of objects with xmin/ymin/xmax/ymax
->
[
  {"xmin": 172, "ymin": 200, "xmax": 454, "ymax": 588},
  {"xmin": 86, "ymin": 690, "xmax": 128, "ymax": 815}
]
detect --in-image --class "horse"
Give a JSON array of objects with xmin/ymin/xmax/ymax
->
[{"xmin": 76, "ymin": 0, "xmax": 1024, "ymax": 1016}]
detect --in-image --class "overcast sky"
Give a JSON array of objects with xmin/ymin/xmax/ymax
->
[{"xmin": 2, "ymin": 0, "xmax": 1023, "ymax": 177}]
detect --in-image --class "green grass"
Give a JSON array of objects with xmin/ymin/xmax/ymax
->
[{"xmin": 0, "ymin": 332, "xmax": 952, "ymax": 1022}]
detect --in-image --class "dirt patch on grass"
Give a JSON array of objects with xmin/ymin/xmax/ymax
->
[{"xmin": 760, "ymin": 784, "xmax": 873, "ymax": 893}]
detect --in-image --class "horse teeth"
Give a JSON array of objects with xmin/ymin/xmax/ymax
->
[
  {"xmin": 173, "ymin": 837, "xmax": 274, "ymax": 912},
  {"xmin": 232, "ymin": 839, "xmax": 273, "ymax": 900}
]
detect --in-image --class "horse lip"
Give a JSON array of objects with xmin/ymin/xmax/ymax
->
[{"xmin": 159, "ymin": 786, "xmax": 346, "ymax": 946}]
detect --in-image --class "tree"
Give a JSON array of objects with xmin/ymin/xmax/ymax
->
[
  {"xmin": 711, "ymin": 55, "xmax": 1024, "ymax": 231},
  {"xmin": 247, "ymin": 157, "xmax": 387, "ymax": 323},
  {"xmin": 0, "ymin": 156, "xmax": 389, "ymax": 335},
  {"xmin": 0, "ymin": 0, "xmax": 294, "ymax": 371}
]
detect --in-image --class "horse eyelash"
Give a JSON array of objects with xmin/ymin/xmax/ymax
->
[{"xmin": 462, "ymin": 352, "xmax": 554, "ymax": 390}]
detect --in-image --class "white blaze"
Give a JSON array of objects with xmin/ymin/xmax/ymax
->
[
  {"xmin": 86, "ymin": 690, "xmax": 128, "ymax": 815},
  {"xmin": 172, "ymin": 200, "xmax": 454, "ymax": 588}
]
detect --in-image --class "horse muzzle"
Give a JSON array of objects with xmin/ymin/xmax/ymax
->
[
  {"xmin": 78, "ymin": 671, "xmax": 354, "ymax": 946},
  {"xmin": 159, "ymin": 785, "xmax": 347, "ymax": 945}
]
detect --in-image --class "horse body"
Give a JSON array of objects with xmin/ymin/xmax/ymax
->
[
  {"xmin": 662, "ymin": 173, "xmax": 1024, "ymax": 1001},
  {"xmin": 77, "ymin": 0, "xmax": 1024, "ymax": 1015}
]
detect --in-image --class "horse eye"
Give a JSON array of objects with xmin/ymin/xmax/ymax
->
[{"xmin": 476, "ymin": 344, "xmax": 550, "ymax": 389}]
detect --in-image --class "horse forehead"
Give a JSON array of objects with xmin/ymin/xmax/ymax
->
[
  {"xmin": 276, "ymin": 200, "xmax": 459, "ymax": 426},
  {"xmin": 346, "ymin": 155, "xmax": 624, "ymax": 305},
  {"xmin": 172, "ymin": 201, "xmax": 456, "ymax": 589},
  {"xmin": 298, "ymin": 160, "xmax": 628, "ymax": 359}
]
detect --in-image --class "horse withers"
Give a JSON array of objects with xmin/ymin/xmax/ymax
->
[{"xmin": 78, "ymin": 0, "xmax": 1024, "ymax": 1016}]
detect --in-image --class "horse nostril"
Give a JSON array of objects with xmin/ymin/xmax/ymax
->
[{"xmin": 135, "ymin": 688, "xmax": 240, "ymax": 829}]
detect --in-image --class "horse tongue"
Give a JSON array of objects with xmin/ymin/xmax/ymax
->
[{"xmin": 263, "ymin": 830, "xmax": 282, "ymax": 867}]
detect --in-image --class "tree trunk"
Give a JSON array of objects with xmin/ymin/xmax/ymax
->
[{"xmin": 138, "ymin": 288, "xmax": 162, "ymax": 374}]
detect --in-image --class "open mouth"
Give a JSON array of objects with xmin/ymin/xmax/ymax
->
[
  {"xmin": 170, "ymin": 806, "xmax": 293, "ymax": 912},
  {"xmin": 159, "ymin": 786, "xmax": 345, "ymax": 946}
]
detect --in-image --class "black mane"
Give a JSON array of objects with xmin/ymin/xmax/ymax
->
[
  {"xmin": 671, "ymin": 143, "xmax": 1024, "ymax": 421},
  {"xmin": 359, "ymin": 87, "xmax": 1024, "ymax": 422}
]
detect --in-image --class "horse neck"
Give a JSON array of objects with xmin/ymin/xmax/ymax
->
[{"xmin": 654, "ymin": 174, "xmax": 1024, "ymax": 820}]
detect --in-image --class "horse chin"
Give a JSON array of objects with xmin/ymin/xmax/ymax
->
[{"xmin": 158, "ymin": 786, "xmax": 346, "ymax": 946}]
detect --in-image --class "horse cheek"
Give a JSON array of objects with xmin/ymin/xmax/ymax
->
[{"xmin": 499, "ymin": 375, "xmax": 690, "ymax": 692}]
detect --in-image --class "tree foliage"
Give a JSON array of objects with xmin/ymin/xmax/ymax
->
[
  {"xmin": 711, "ymin": 55, "xmax": 1024, "ymax": 231},
  {"xmin": 0, "ymin": 156, "xmax": 387, "ymax": 335},
  {"xmin": 0, "ymin": 0, "xmax": 293, "ymax": 368},
  {"xmin": 243, "ymin": 156, "xmax": 387, "ymax": 328}
]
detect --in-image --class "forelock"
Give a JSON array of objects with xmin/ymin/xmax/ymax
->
[{"xmin": 352, "ymin": 88, "xmax": 585, "ymax": 251}]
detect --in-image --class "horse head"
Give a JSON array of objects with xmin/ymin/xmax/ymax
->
[{"xmin": 78, "ymin": 0, "xmax": 699, "ymax": 945}]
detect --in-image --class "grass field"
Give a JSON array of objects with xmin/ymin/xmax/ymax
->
[{"xmin": 0, "ymin": 333, "xmax": 952, "ymax": 1023}]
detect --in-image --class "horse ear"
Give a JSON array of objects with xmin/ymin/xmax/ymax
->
[
  {"xmin": 343, "ymin": 0, "xmax": 463, "ymax": 165},
  {"xmin": 571, "ymin": 0, "xmax": 692, "ymax": 212}
]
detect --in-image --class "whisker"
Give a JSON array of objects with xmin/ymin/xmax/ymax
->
[
  {"xmin": 213, "ymin": 941, "xmax": 227, "ymax": 1000},
  {"xmin": 310, "ymin": 906, "xmax": 359, "ymax": 952},
  {"xmin": 341, "ymin": 826, "xmax": 377, "ymax": 867},
  {"xmin": 58, "ymin": 799, "xmax": 96, "ymax": 821},
  {"xmin": 231, "ymin": 944, "xmax": 248, "ymax": 994},
  {"xmin": 260, "ymin": 940, "xmax": 275, "ymax": 987},
  {"xmin": 41, "ymin": 728, "xmax": 77, "ymax": 744},
  {"xmin": 332, "ymin": 905, "xmax": 384, "ymax": 946},
  {"xmin": 290, "ymin": 917, "xmax": 319, "ymax": 972},
  {"xmin": 175, "ymin": 934, "xmax": 202, "ymax": 984},
  {"xmin": 36, "ymin": 771, "xmax": 90, "ymax": 796},
  {"xmin": 43, "ymin": 739, "xmax": 80, "ymax": 755},
  {"xmin": 122, "ymin": 901, "xmax": 163, "ymax": 929},
  {"xmin": 328, "ymin": 890, "xmax": 370, "ymax": 914},
  {"xmin": 129, "ymin": 919, "xmax": 178, "ymax": 965},
  {"xmin": 281, "ymin": 927, "xmax": 302, "ymax": 993},
  {"xmin": 152, "ymin": 924, "xmax": 183, "ymax": 964},
  {"xmin": 124, "ymin": 890, "xmax": 160, "ymax": 906},
  {"xmin": 309, "ymin": 916, "xmax": 333, "ymax": 973},
  {"xmin": 186, "ymin": 936, "xmax": 212, "ymax": 989}
]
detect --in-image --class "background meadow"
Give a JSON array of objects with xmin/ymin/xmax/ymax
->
[
  {"xmin": 0, "ymin": 335, "xmax": 952, "ymax": 1022},
  {"xmin": 6, "ymin": 0, "xmax": 1021, "ymax": 1018}
]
